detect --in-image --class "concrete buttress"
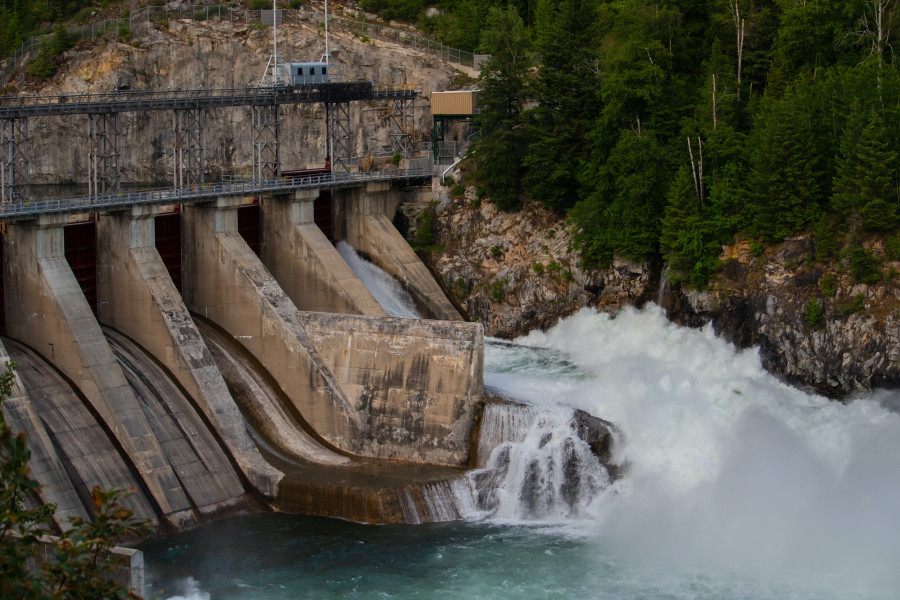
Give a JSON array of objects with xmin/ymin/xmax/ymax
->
[
  {"xmin": 3, "ymin": 214, "xmax": 193, "ymax": 527},
  {"xmin": 180, "ymin": 196, "xmax": 365, "ymax": 454},
  {"xmin": 95, "ymin": 206, "xmax": 283, "ymax": 502},
  {"xmin": 335, "ymin": 183, "xmax": 463, "ymax": 321},
  {"xmin": 260, "ymin": 189, "xmax": 387, "ymax": 316}
]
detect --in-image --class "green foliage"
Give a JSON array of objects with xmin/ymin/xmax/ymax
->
[
  {"xmin": 814, "ymin": 217, "xmax": 840, "ymax": 262},
  {"xmin": 849, "ymin": 246, "xmax": 882, "ymax": 284},
  {"xmin": 415, "ymin": 207, "xmax": 436, "ymax": 247},
  {"xmin": 832, "ymin": 109, "xmax": 898, "ymax": 233},
  {"xmin": 819, "ymin": 273, "xmax": 837, "ymax": 297},
  {"xmin": 392, "ymin": 153, "xmax": 402, "ymax": 166},
  {"xmin": 450, "ymin": 183, "xmax": 465, "ymax": 197},
  {"xmin": 803, "ymin": 297, "xmax": 824, "ymax": 329},
  {"xmin": 1, "ymin": 362, "xmax": 149, "ymax": 599},
  {"xmin": 489, "ymin": 245, "xmax": 502, "ymax": 257},
  {"xmin": 248, "ymin": 0, "xmax": 271, "ymax": 9},
  {"xmin": 471, "ymin": 6, "xmax": 531, "ymax": 212},
  {"xmin": 887, "ymin": 236, "xmax": 900, "ymax": 261},
  {"xmin": 453, "ymin": 278, "xmax": 470, "ymax": 299},
  {"xmin": 839, "ymin": 293, "xmax": 866, "ymax": 316},
  {"xmin": 532, "ymin": 262, "xmax": 544, "ymax": 274},
  {"xmin": 490, "ymin": 279, "xmax": 505, "ymax": 302}
]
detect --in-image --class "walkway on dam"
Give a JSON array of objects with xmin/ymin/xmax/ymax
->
[
  {"xmin": 0, "ymin": 81, "xmax": 416, "ymax": 118},
  {"xmin": 0, "ymin": 168, "xmax": 431, "ymax": 220}
]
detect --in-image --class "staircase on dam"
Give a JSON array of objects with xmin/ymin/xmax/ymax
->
[{"xmin": 0, "ymin": 182, "xmax": 485, "ymax": 529}]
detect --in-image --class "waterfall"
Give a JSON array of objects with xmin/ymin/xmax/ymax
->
[
  {"xmin": 455, "ymin": 401, "xmax": 612, "ymax": 523},
  {"xmin": 657, "ymin": 265, "xmax": 670, "ymax": 311}
]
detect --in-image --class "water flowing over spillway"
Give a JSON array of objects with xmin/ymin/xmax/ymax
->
[
  {"xmin": 336, "ymin": 241, "xmax": 422, "ymax": 318},
  {"xmin": 142, "ymin": 275, "xmax": 900, "ymax": 599}
]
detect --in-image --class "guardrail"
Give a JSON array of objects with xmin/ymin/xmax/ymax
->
[
  {"xmin": 0, "ymin": 81, "xmax": 417, "ymax": 118},
  {"xmin": 0, "ymin": 167, "xmax": 432, "ymax": 221}
]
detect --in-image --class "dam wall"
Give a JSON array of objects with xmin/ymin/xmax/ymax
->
[
  {"xmin": 0, "ymin": 180, "xmax": 485, "ymax": 529},
  {"xmin": 95, "ymin": 205, "xmax": 283, "ymax": 500},
  {"xmin": 2, "ymin": 213, "xmax": 196, "ymax": 528}
]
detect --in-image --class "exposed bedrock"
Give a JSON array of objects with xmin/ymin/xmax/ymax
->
[{"xmin": 418, "ymin": 194, "xmax": 899, "ymax": 396}]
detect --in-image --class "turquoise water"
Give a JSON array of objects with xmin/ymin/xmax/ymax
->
[
  {"xmin": 140, "ymin": 258, "xmax": 900, "ymax": 600},
  {"xmin": 141, "ymin": 510, "xmax": 895, "ymax": 600}
]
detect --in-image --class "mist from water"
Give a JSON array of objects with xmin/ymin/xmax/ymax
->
[{"xmin": 495, "ymin": 306, "xmax": 900, "ymax": 594}]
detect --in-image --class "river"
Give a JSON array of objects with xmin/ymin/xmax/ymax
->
[{"xmin": 140, "ymin": 247, "xmax": 900, "ymax": 600}]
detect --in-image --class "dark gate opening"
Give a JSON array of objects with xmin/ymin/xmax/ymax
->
[
  {"xmin": 155, "ymin": 212, "xmax": 182, "ymax": 294},
  {"xmin": 238, "ymin": 202, "xmax": 261, "ymax": 256},
  {"xmin": 64, "ymin": 220, "xmax": 98, "ymax": 315},
  {"xmin": 314, "ymin": 190, "xmax": 333, "ymax": 242}
]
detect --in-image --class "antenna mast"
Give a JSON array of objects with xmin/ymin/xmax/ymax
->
[{"xmin": 259, "ymin": 0, "xmax": 281, "ymax": 86}]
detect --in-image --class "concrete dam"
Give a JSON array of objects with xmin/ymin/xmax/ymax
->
[{"xmin": 0, "ymin": 181, "xmax": 485, "ymax": 531}]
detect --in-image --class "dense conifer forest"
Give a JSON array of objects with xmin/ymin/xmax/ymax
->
[{"xmin": 373, "ymin": 0, "xmax": 900, "ymax": 287}]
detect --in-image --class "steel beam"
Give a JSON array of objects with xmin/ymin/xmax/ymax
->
[
  {"xmin": 326, "ymin": 101, "xmax": 352, "ymax": 173},
  {"xmin": 88, "ymin": 112, "xmax": 120, "ymax": 198},
  {"xmin": 1, "ymin": 117, "xmax": 30, "ymax": 203},
  {"xmin": 383, "ymin": 96, "xmax": 418, "ymax": 157},
  {"xmin": 252, "ymin": 104, "xmax": 280, "ymax": 179},
  {"xmin": 173, "ymin": 108, "xmax": 204, "ymax": 187}
]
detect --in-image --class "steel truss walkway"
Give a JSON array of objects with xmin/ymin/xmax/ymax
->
[
  {"xmin": 0, "ymin": 82, "xmax": 418, "ymax": 204},
  {"xmin": 0, "ymin": 167, "xmax": 431, "ymax": 221}
]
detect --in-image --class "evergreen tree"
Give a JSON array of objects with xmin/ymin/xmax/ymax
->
[
  {"xmin": 832, "ymin": 110, "xmax": 899, "ymax": 232},
  {"xmin": 472, "ymin": 5, "xmax": 532, "ymax": 211},
  {"xmin": 751, "ymin": 97, "xmax": 825, "ymax": 241},
  {"xmin": 521, "ymin": 0, "xmax": 599, "ymax": 212}
]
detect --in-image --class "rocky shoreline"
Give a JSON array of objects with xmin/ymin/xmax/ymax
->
[{"xmin": 406, "ymin": 186, "xmax": 900, "ymax": 398}]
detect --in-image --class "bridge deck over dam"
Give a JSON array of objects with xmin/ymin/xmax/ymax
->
[
  {"xmin": 0, "ymin": 81, "xmax": 417, "ymax": 118},
  {"xmin": 0, "ymin": 168, "xmax": 430, "ymax": 220}
]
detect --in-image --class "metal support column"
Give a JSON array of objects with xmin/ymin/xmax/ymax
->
[
  {"xmin": 88, "ymin": 112, "xmax": 120, "ymax": 198},
  {"xmin": 326, "ymin": 101, "xmax": 352, "ymax": 173},
  {"xmin": 252, "ymin": 104, "xmax": 280, "ymax": 180},
  {"xmin": 173, "ymin": 108, "xmax": 204, "ymax": 187},
  {"xmin": 1, "ymin": 118, "xmax": 30, "ymax": 203},
  {"xmin": 383, "ymin": 96, "xmax": 417, "ymax": 157}
]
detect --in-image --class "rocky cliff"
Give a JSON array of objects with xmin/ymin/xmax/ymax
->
[
  {"xmin": 410, "ymin": 186, "xmax": 900, "ymax": 397},
  {"xmin": 11, "ymin": 5, "xmax": 458, "ymax": 183}
]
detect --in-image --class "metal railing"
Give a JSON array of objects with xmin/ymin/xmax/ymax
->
[
  {"xmin": 0, "ymin": 167, "xmax": 432, "ymax": 221},
  {"xmin": 0, "ymin": 81, "xmax": 417, "ymax": 118}
]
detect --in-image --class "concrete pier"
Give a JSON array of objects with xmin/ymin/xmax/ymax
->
[
  {"xmin": 181, "ymin": 196, "xmax": 365, "ymax": 455},
  {"xmin": 95, "ymin": 205, "xmax": 283, "ymax": 501},
  {"xmin": 335, "ymin": 183, "xmax": 463, "ymax": 321},
  {"xmin": 260, "ymin": 189, "xmax": 387, "ymax": 316},
  {"xmin": 3, "ymin": 214, "xmax": 193, "ymax": 527}
]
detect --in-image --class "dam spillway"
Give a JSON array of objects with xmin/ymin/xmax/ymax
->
[{"xmin": 0, "ymin": 181, "xmax": 485, "ymax": 530}]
